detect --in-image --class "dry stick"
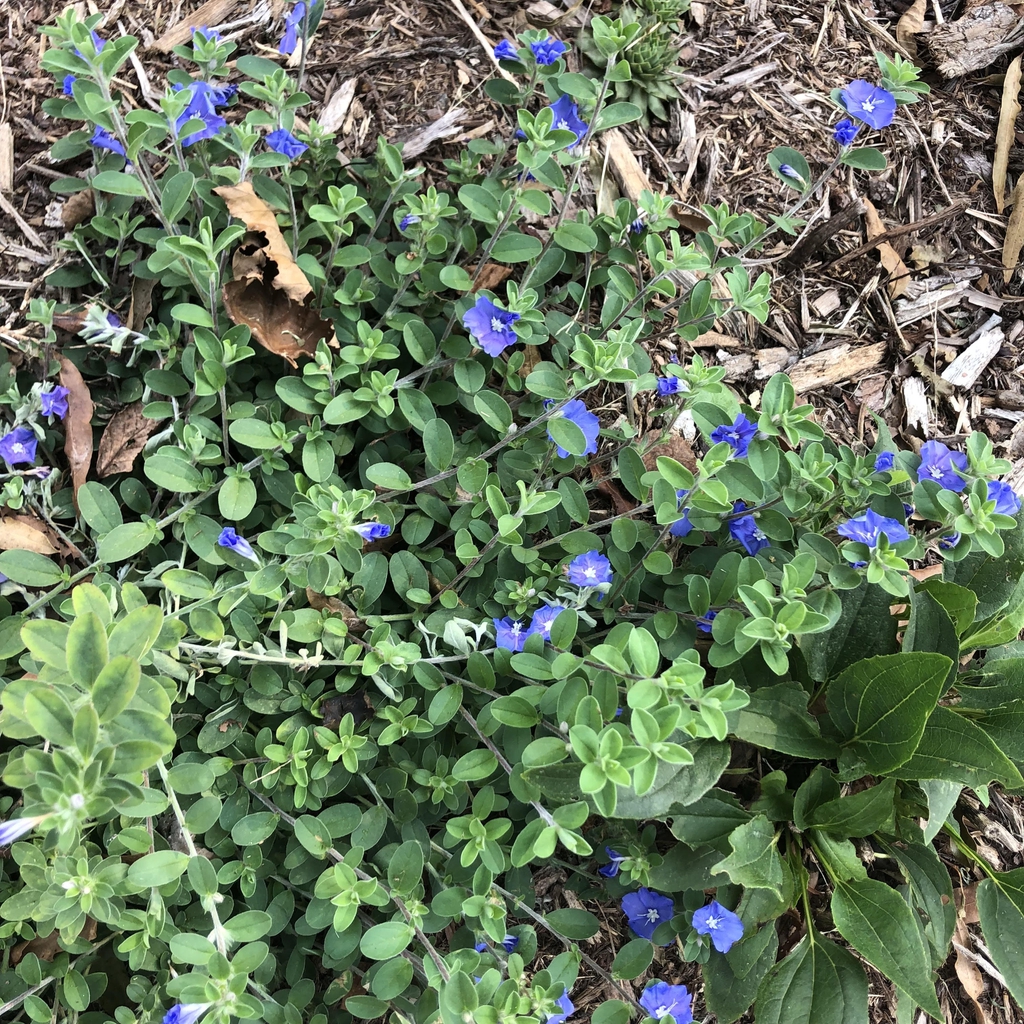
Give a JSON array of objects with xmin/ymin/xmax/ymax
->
[
  {"xmin": 447, "ymin": 0, "xmax": 516, "ymax": 83},
  {"xmin": 827, "ymin": 199, "xmax": 967, "ymax": 268}
]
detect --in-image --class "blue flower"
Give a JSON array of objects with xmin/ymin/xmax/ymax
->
[
  {"xmin": 89, "ymin": 126, "xmax": 126, "ymax": 157},
  {"xmin": 531, "ymin": 38, "xmax": 567, "ymax": 65},
  {"xmin": 696, "ymin": 610, "xmax": 717, "ymax": 634},
  {"xmin": 266, "ymin": 128, "xmax": 307, "ymax": 160},
  {"xmin": 353, "ymin": 522, "xmax": 391, "ymax": 541},
  {"xmin": 41, "ymin": 385, "xmax": 70, "ymax": 419},
  {"xmin": 692, "ymin": 899, "xmax": 744, "ymax": 953},
  {"xmin": 163, "ymin": 1006, "xmax": 211, "ymax": 1024},
  {"xmin": 193, "ymin": 26, "xmax": 222, "ymax": 43},
  {"xmin": 874, "ymin": 451, "xmax": 895, "ymax": 472},
  {"xmin": 837, "ymin": 508, "xmax": 910, "ymax": 549},
  {"xmin": 656, "ymin": 375, "xmax": 686, "ymax": 396},
  {"xmin": 639, "ymin": 981, "xmax": 694, "ymax": 1024},
  {"xmin": 840, "ymin": 80, "xmax": 896, "ymax": 130},
  {"xmin": 63, "ymin": 74, "xmax": 76, "ymax": 95},
  {"xmin": 526, "ymin": 605, "xmax": 566, "ymax": 642},
  {"xmin": 0, "ymin": 427, "xmax": 38, "ymax": 466},
  {"xmin": 728, "ymin": 501, "xmax": 768, "ymax": 556},
  {"xmin": 217, "ymin": 527, "xmax": 258, "ymax": 562},
  {"xmin": 173, "ymin": 80, "xmax": 234, "ymax": 146},
  {"xmin": 710, "ymin": 413, "xmax": 758, "ymax": 458},
  {"xmin": 598, "ymin": 847, "xmax": 627, "ymax": 878},
  {"xmin": 903, "ymin": 503, "xmax": 914, "ymax": 518},
  {"xmin": 622, "ymin": 887, "xmax": 675, "ymax": 942},
  {"xmin": 546, "ymin": 94, "xmax": 588, "ymax": 148},
  {"xmin": 463, "ymin": 296, "xmax": 520, "ymax": 356},
  {"xmin": 0, "ymin": 816, "xmax": 41, "ymax": 847},
  {"xmin": 833, "ymin": 118, "xmax": 860, "ymax": 146},
  {"xmin": 494, "ymin": 40, "xmax": 519, "ymax": 60},
  {"xmin": 279, "ymin": 1, "xmax": 307, "ymax": 55},
  {"xmin": 566, "ymin": 551, "xmax": 613, "ymax": 587},
  {"xmin": 547, "ymin": 990, "xmax": 574, "ymax": 1024},
  {"xmin": 474, "ymin": 934, "xmax": 519, "ymax": 953},
  {"xmin": 988, "ymin": 480, "xmax": 1022, "ymax": 516},
  {"xmin": 777, "ymin": 163, "xmax": 803, "ymax": 181},
  {"xmin": 670, "ymin": 507, "xmax": 693, "ymax": 538},
  {"xmin": 494, "ymin": 617, "xmax": 527, "ymax": 652},
  {"xmin": 918, "ymin": 439, "xmax": 967, "ymax": 492},
  {"xmin": 399, "ymin": 214, "xmax": 420, "ymax": 231},
  {"xmin": 629, "ymin": 216, "xmax": 645, "ymax": 234},
  {"xmin": 939, "ymin": 532, "xmax": 960, "ymax": 551},
  {"xmin": 547, "ymin": 399, "xmax": 600, "ymax": 458}
]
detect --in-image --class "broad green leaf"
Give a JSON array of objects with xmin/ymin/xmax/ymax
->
[
  {"xmin": 545, "ymin": 908, "xmax": 601, "ymax": 939},
  {"xmin": 903, "ymin": 591, "xmax": 957, "ymax": 688},
  {"xmin": 919, "ymin": 779, "xmax": 962, "ymax": 844},
  {"xmin": 489, "ymin": 232, "xmax": 542, "ymax": 263},
  {"xmin": 756, "ymin": 929, "xmax": 868, "ymax": 1024},
  {"xmin": 831, "ymin": 877, "xmax": 941, "ymax": 1017},
  {"xmin": 78, "ymin": 481, "xmax": 123, "ymax": 533},
  {"xmin": 915, "ymin": 578, "xmax": 976, "ymax": 636},
  {"xmin": 66, "ymin": 612, "xmax": 108, "ymax": 688},
  {"xmin": 127, "ymin": 850, "xmax": 189, "ymax": 888},
  {"xmin": 611, "ymin": 939, "xmax": 653, "ymax": 980},
  {"xmin": 880, "ymin": 841, "xmax": 955, "ymax": 968},
  {"xmin": 945, "ymin": 511, "xmax": 1024, "ymax": 619},
  {"xmin": 730, "ymin": 682, "xmax": 838, "ymax": 759},
  {"xmin": 97, "ymin": 522, "xmax": 157, "ymax": 563},
  {"xmin": 826, "ymin": 652, "xmax": 951, "ymax": 776},
  {"xmin": 23, "ymin": 688, "xmax": 75, "ymax": 746},
  {"xmin": 977, "ymin": 868, "xmax": 1024, "ymax": 1012},
  {"xmin": 143, "ymin": 454, "xmax": 205, "ymax": 493},
  {"xmin": 0, "ymin": 549, "xmax": 64, "ymax": 587},
  {"xmin": 669, "ymin": 791, "xmax": 751, "ymax": 849},
  {"xmin": 712, "ymin": 814, "xmax": 784, "ymax": 898},
  {"xmin": 704, "ymin": 924, "xmax": 779, "ymax": 1024},
  {"xmin": 387, "ymin": 841, "xmax": 424, "ymax": 895},
  {"xmin": 840, "ymin": 147, "xmax": 887, "ymax": 170},
  {"xmin": 803, "ymin": 778, "xmax": 896, "ymax": 839},
  {"xmin": 360, "ymin": 922, "xmax": 414, "ymax": 960},
  {"xmin": 92, "ymin": 171, "xmax": 147, "ymax": 197},
  {"xmin": 22, "ymin": 619, "xmax": 70, "ymax": 671}
]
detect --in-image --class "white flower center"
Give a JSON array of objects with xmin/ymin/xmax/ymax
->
[
  {"xmin": 511, "ymin": 623, "xmax": 522, "ymax": 635},
  {"xmin": 10, "ymin": 443, "xmax": 24, "ymax": 455},
  {"xmin": 557, "ymin": 119, "xmax": 570, "ymax": 131},
  {"xmin": 490, "ymin": 317, "xmax": 509, "ymax": 333},
  {"xmin": 584, "ymin": 567, "xmax": 596, "ymax": 579},
  {"xmin": 927, "ymin": 465, "xmax": 943, "ymax": 479},
  {"xmin": 707, "ymin": 914, "xmax": 720, "ymax": 929},
  {"xmin": 655, "ymin": 1007, "xmax": 669, "ymax": 1018},
  {"xmin": 862, "ymin": 98, "xmax": 876, "ymax": 111},
  {"xmin": 646, "ymin": 908, "xmax": 660, "ymax": 923}
]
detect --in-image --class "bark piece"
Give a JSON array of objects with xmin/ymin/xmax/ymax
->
[
  {"xmin": 942, "ymin": 325, "xmax": 1005, "ymax": 389},
  {"xmin": 152, "ymin": 0, "xmax": 240, "ymax": 51},
  {"xmin": 929, "ymin": 1, "xmax": 1024, "ymax": 77},
  {"xmin": 787, "ymin": 342, "xmax": 886, "ymax": 393}
]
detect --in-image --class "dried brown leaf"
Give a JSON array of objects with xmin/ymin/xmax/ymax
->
[
  {"xmin": 11, "ymin": 930, "xmax": 62, "ymax": 966},
  {"xmin": 58, "ymin": 356, "xmax": 94, "ymax": 506},
  {"xmin": 641, "ymin": 431, "xmax": 698, "ymax": 475},
  {"xmin": 61, "ymin": 189, "xmax": 95, "ymax": 230},
  {"xmin": 994, "ymin": 55, "xmax": 1022, "ymax": 213},
  {"xmin": 127, "ymin": 276, "xmax": 157, "ymax": 332},
  {"xmin": 954, "ymin": 890, "xmax": 990, "ymax": 1024},
  {"xmin": 222, "ymin": 278, "xmax": 336, "ymax": 368},
  {"xmin": 96, "ymin": 403, "xmax": 156, "ymax": 478},
  {"xmin": 896, "ymin": 0, "xmax": 928, "ymax": 54},
  {"xmin": 1003, "ymin": 175, "xmax": 1024, "ymax": 270},
  {"xmin": 471, "ymin": 263, "xmax": 514, "ymax": 293},
  {"xmin": 862, "ymin": 199, "xmax": 911, "ymax": 298},
  {"xmin": 52, "ymin": 308, "xmax": 90, "ymax": 334},
  {"xmin": 213, "ymin": 183, "xmax": 311, "ymax": 301},
  {"xmin": 0, "ymin": 515, "xmax": 59, "ymax": 555}
]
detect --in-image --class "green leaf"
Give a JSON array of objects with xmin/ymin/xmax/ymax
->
[
  {"xmin": 840, "ymin": 147, "xmax": 887, "ymax": 171},
  {"xmin": 66, "ymin": 612, "xmax": 108, "ymax": 688},
  {"xmin": 730, "ymin": 682, "xmax": 838, "ymax": 759},
  {"xmin": 889, "ymin": 705, "xmax": 1024, "ymax": 790},
  {"xmin": 22, "ymin": 619, "xmax": 69, "ymax": 670},
  {"xmin": 593, "ymin": 101, "xmax": 642, "ymax": 131},
  {"xmin": 231, "ymin": 812, "xmax": 279, "ymax": 846},
  {"xmin": 830, "ymin": 876, "xmax": 942, "ymax": 1018},
  {"xmin": 756, "ymin": 929, "xmax": 868, "ymax": 1024},
  {"xmin": 803, "ymin": 778, "xmax": 896, "ymax": 839},
  {"xmin": 387, "ymin": 841, "xmax": 424, "ymax": 894},
  {"xmin": 23, "ymin": 689, "xmax": 75, "ymax": 747},
  {"xmin": 919, "ymin": 778, "xmax": 962, "ymax": 844},
  {"xmin": 228, "ymin": 419, "xmax": 281, "ymax": 450},
  {"xmin": 360, "ymin": 922, "xmax": 414, "ymax": 960},
  {"xmin": 711, "ymin": 814, "xmax": 784, "ymax": 898},
  {"xmin": 489, "ymin": 232, "xmax": 543, "ymax": 263},
  {"xmin": 422, "ymin": 418, "xmax": 454, "ymax": 471},
  {"xmin": 92, "ymin": 171, "xmax": 147, "ymax": 197},
  {"xmin": 219, "ymin": 474, "xmax": 258, "ymax": 519},
  {"xmin": 767, "ymin": 147, "xmax": 811, "ymax": 191},
  {"xmin": 127, "ymin": 850, "xmax": 189, "ymax": 888},
  {"xmin": 826, "ymin": 652, "xmax": 951, "ymax": 775},
  {"xmin": 143, "ymin": 454, "xmax": 205, "ymax": 493},
  {"xmin": 546, "ymin": 415, "xmax": 587, "ymax": 458},
  {"xmin": 977, "ymin": 868, "xmax": 1024, "ymax": 1012},
  {"xmin": 366, "ymin": 462, "xmax": 413, "ymax": 490},
  {"xmin": 945, "ymin": 511, "xmax": 1024, "ymax": 619},
  {"xmin": 545, "ymin": 908, "xmax": 601, "ymax": 939},
  {"xmin": 97, "ymin": 522, "xmax": 157, "ymax": 563},
  {"xmin": 704, "ymin": 924, "xmax": 779, "ymax": 1024},
  {"xmin": 0, "ymin": 549, "xmax": 63, "ymax": 587},
  {"xmin": 160, "ymin": 170, "xmax": 195, "ymax": 222},
  {"xmin": 553, "ymin": 221, "xmax": 599, "ymax": 253},
  {"xmin": 161, "ymin": 569, "xmax": 215, "ymax": 600},
  {"xmin": 915, "ymin": 578, "xmax": 976, "ymax": 636},
  {"xmin": 903, "ymin": 591, "xmax": 957, "ymax": 688},
  {"xmin": 611, "ymin": 938, "xmax": 653, "ymax": 980},
  {"xmin": 78, "ymin": 481, "xmax": 123, "ymax": 533},
  {"xmin": 880, "ymin": 841, "xmax": 955, "ymax": 968}
]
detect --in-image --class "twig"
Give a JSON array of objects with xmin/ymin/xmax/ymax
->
[
  {"xmin": 827, "ymin": 200, "xmax": 967, "ymax": 268},
  {"xmin": 447, "ymin": 0, "xmax": 516, "ymax": 83}
]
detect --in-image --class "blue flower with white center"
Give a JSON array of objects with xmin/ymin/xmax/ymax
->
[
  {"xmin": 547, "ymin": 990, "xmax": 574, "ymax": 1024},
  {"xmin": 696, "ymin": 610, "xmax": 717, "ymax": 634},
  {"xmin": 463, "ymin": 295, "xmax": 520, "ymax": 356},
  {"xmin": 546, "ymin": 398, "xmax": 600, "ymax": 458},
  {"xmin": 837, "ymin": 508, "xmax": 910, "ymax": 550},
  {"xmin": 656, "ymin": 375, "xmax": 686, "ymax": 396},
  {"xmin": 833, "ymin": 118, "xmax": 860, "ymax": 146},
  {"xmin": 494, "ymin": 617, "xmax": 527, "ymax": 652},
  {"xmin": 710, "ymin": 413, "xmax": 758, "ymax": 458},
  {"xmin": 566, "ymin": 551, "xmax": 612, "ymax": 587},
  {"xmin": 939, "ymin": 532, "xmax": 960, "ymax": 551},
  {"xmin": 266, "ymin": 128, "xmax": 307, "ymax": 160},
  {"xmin": 494, "ymin": 40, "xmax": 519, "ymax": 60},
  {"xmin": 918, "ymin": 439, "xmax": 967, "ymax": 492},
  {"xmin": 41, "ymin": 385, "xmax": 70, "ymax": 419},
  {"xmin": 172, "ymin": 81, "xmax": 230, "ymax": 146},
  {"xmin": 692, "ymin": 899, "xmax": 744, "ymax": 953},
  {"xmin": 728, "ymin": 501, "xmax": 768, "ymax": 556},
  {"xmin": 399, "ymin": 214, "xmax": 420, "ymax": 231},
  {"xmin": 474, "ymin": 934, "xmax": 519, "ymax": 953},
  {"xmin": 622, "ymin": 887, "xmax": 675, "ymax": 942},
  {"xmin": 598, "ymin": 847, "xmax": 627, "ymax": 878},
  {"xmin": 546, "ymin": 94, "xmax": 588, "ymax": 148},
  {"xmin": 988, "ymin": 480, "xmax": 1022, "ymax": 516},
  {"xmin": 279, "ymin": 1, "xmax": 307, "ymax": 55},
  {"xmin": 639, "ymin": 981, "xmax": 694, "ymax": 1024},
  {"xmin": 353, "ymin": 522, "xmax": 391, "ymax": 541},
  {"xmin": 0, "ymin": 427, "xmax": 38, "ymax": 467},
  {"xmin": 840, "ymin": 80, "xmax": 896, "ymax": 130},
  {"xmin": 531, "ymin": 38, "xmax": 567, "ymax": 65},
  {"xmin": 0, "ymin": 816, "xmax": 42, "ymax": 847},
  {"xmin": 89, "ymin": 126, "xmax": 126, "ymax": 158},
  {"xmin": 526, "ymin": 604, "xmax": 566, "ymax": 642},
  {"xmin": 874, "ymin": 450, "xmax": 895, "ymax": 472},
  {"xmin": 217, "ymin": 527, "xmax": 258, "ymax": 562},
  {"xmin": 163, "ymin": 1005, "xmax": 212, "ymax": 1024}
]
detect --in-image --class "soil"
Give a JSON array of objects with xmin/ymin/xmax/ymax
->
[{"xmin": 3, "ymin": 0, "xmax": 1024, "ymax": 1022}]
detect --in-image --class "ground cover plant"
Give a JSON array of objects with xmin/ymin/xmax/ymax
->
[{"xmin": 4, "ymin": 6, "xmax": 1024, "ymax": 1024}]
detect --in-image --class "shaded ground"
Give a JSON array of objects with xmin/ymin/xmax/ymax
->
[{"xmin": 2, "ymin": 0, "xmax": 1024, "ymax": 1022}]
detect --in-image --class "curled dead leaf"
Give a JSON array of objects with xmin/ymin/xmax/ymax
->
[
  {"xmin": 994, "ymin": 55, "xmax": 1022, "ymax": 214},
  {"xmin": 862, "ymin": 199, "xmax": 911, "ymax": 299},
  {"xmin": 52, "ymin": 308, "xmax": 91, "ymax": 334},
  {"xmin": 97, "ymin": 402, "xmax": 157, "ymax": 478},
  {"xmin": 896, "ymin": 0, "xmax": 928, "ymax": 54},
  {"xmin": 1004, "ymin": 176, "xmax": 1024, "ymax": 271},
  {"xmin": 471, "ymin": 262, "xmax": 514, "ymax": 293},
  {"xmin": 0, "ymin": 514, "xmax": 65, "ymax": 556},
  {"xmin": 306, "ymin": 587, "xmax": 367, "ymax": 633},
  {"xmin": 58, "ymin": 356, "xmax": 94, "ymax": 507}
]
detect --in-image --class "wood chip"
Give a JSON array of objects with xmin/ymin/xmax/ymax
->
[
  {"xmin": 151, "ymin": 0, "xmax": 240, "ymax": 51},
  {"xmin": 942, "ymin": 325, "xmax": 1005, "ymax": 389},
  {"xmin": 0, "ymin": 123, "xmax": 13, "ymax": 195},
  {"xmin": 320, "ymin": 78, "xmax": 358, "ymax": 134},
  {"xmin": 812, "ymin": 289, "xmax": 841, "ymax": 317},
  {"xmin": 930, "ymin": 0, "xmax": 1024, "ymax": 77},
  {"xmin": 787, "ymin": 341, "xmax": 886, "ymax": 393},
  {"xmin": 600, "ymin": 128, "xmax": 652, "ymax": 202},
  {"xmin": 903, "ymin": 376, "xmax": 931, "ymax": 432},
  {"xmin": 59, "ymin": 356, "xmax": 94, "ymax": 507},
  {"xmin": 993, "ymin": 54, "xmax": 1022, "ymax": 213},
  {"xmin": 395, "ymin": 107, "xmax": 466, "ymax": 159}
]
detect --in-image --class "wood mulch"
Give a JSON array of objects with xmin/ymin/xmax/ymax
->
[{"xmin": 3, "ymin": 0, "xmax": 1024, "ymax": 1022}]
